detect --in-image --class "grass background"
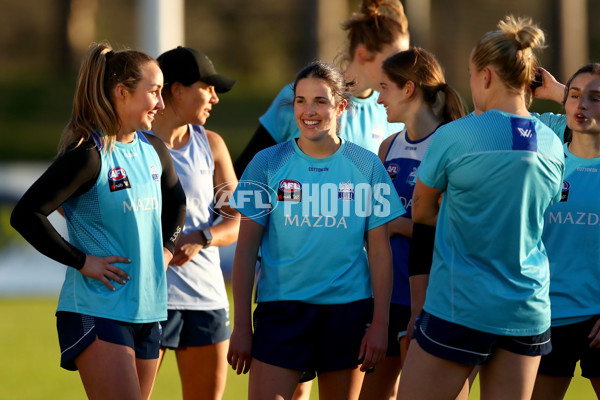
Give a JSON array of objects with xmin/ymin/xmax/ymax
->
[
  {"xmin": 0, "ymin": 291, "xmax": 595, "ymax": 399},
  {"xmin": 0, "ymin": 77, "xmax": 585, "ymax": 399}
]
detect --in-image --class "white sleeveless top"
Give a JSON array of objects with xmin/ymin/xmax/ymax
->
[{"xmin": 158, "ymin": 125, "xmax": 229, "ymax": 310}]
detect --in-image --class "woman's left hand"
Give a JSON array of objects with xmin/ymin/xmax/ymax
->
[
  {"xmin": 170, "ymin": 231, "xmax": 204, "ymax": 266},
  {"xmin": 358, "ymin": 321, "xmax": 388, "ymax": 372}
]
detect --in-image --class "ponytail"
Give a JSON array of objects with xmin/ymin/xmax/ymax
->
[{"xmin": 59, "ymin": 42, "xmax": 156, "ymax": 154}]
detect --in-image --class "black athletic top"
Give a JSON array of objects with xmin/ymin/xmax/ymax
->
[{"xmin": 11, "ymin": 134, "xmax": 186, "ymax": 270}]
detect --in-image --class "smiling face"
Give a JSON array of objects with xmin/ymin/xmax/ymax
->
[
  {"xmin": 294, "ymin": 77, "xmax": 345, "ymax": 142},
  {"xmin": 378, "ymin": 71, "xmax": 410, "ymax": 123},
  {"xmin": 565, "ymin": 72, "xmax": 600, "ymax": 135},
  {"xmin": 117, "ymin": 61, "xmax": 164, "ymax": 134}
]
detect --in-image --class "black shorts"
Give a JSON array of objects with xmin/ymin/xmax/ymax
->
[
  {"xmin": 252, "ymin": 299, "xmax": 373, "ymax": 373},
  {"xmin": 56, "ymin": 311, "xmax": 161, "ymax": 371},
  {"xmin": 538, "ymin": 316, "xmax": 600, "ymax": 378},
  {"xmin": 161, "ymin": 308, "xmax": 231, "ymax": 349},
  {"xmin": 387, "ymin": 304, "xmax": 411, "ymax": 357},
  {"xmin": 414, "ymin": 310, "xmax": 552, "ymax": 366}
]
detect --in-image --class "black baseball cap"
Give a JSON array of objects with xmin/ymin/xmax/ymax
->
[{"xmin": 157, "ymin": 46, "xmax": 236, "ymax": 93}]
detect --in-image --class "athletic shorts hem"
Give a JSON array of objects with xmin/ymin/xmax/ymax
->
[
  {"xmin": 252, "ymin": 299, "xmax": 372, "ymax": 373},
  {"xmin": 415, "ymin": 310, "xmax": 551, "ymax": 366},
  {"xmin": 161, "ymin": 309, "xmax": 231, "ymax": 349},
  {"xmin": 56, "ymin": 311, "xmax": 161, "ymax": 371},
  {"xmin": 538, "ymin": 316, "xmax": 600, "ymax": 378}
]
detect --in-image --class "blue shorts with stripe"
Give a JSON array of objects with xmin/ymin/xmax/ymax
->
[
  {"xmin": 56, "ymin": 311, "xmax": 161, "ymax": 371},
  {"xmin": 413, "ymin": 310, "xmax": 551, "ymax": 365}
]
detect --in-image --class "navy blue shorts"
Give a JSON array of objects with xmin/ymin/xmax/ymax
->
[
  {"xmin": 56, "ymin": 311, "xmax": 161, "ymax": 371},
  {"xmin": 387, "ymin": 304, "xmax": 411, "ymax": 357},
  {"xmin": 161, "ymin": 308, "xmax": 231, "ymax": 349},
  {"xmin": 252, "ymin": 299, "xmax": 373, "ymax": 373},
  {"xmin": 538, "ymin": 316, "xmax": 600, "ymax": 378},
  {"xmin": 413, "ymin": 310, "xmax": 552, "ymax": 365}
]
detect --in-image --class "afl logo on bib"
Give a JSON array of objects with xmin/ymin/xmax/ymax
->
[
  {"xmin": 108, "ymin": 167, "xmax": 131, "ymax": 192},
  {"xmin": 386, "ymin": 164, "xmax": 398, "ymax": 181},
  {"xmin": 278, "ymin": 179, "xmax": 302, "ymax": 202},
  {"xmin": 561, "ymin": 181, "xmax": 570, "ymax": 202}
]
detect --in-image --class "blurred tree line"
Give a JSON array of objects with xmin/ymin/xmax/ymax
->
[{"xmin": 0, "ymin": 0, "xmax": 598, "ymax": 161}]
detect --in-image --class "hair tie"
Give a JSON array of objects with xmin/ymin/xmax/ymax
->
[
  {"xmin": 106, "ymin": 50, "xmax": 114, "ymax": 60},
  {"xmin": 438, "ymin": 83, "xmax": 448, "ymax": 91}
]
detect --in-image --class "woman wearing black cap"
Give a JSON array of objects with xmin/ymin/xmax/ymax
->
[{"xmin": 149, "ymin": 46, "xmax": 240, "ymax": 400}]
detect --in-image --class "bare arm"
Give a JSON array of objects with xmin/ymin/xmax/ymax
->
[
  {"xmin": 206, "ymin": 129, "xmax": 241, "ymax": 246},
  {"xmin": 389, "ymin": 216, "xmax": 413, "ymax": 237},
  {"xmin": 170, "ymin": 130, "xmax": 241, "ymax": 266},
  {"xmin": 378, "ymin": 134, "xmax": 414, "ymax": 238},
  {"xmin": 412, "ymin": 178, "xmax": 444, "ymax": 226},
  {"xmin": 406, "ymin": 274, "xmax": 429, "ymax": 349},
  {"xmin": 359, "ymin": 223, "xmax": 393, "ymax": 372},
  {"xmin": 227, "ymin": 218, "xmax": 263, "ymax": 374}
]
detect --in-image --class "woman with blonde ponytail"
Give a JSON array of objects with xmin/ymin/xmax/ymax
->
[
  {"xmin": 359, "ymin": 46, "xmax": 466, "ymax": 400},
  {"xmin": 397, "ymin": 17, "xmax": 565, "ymax": 399},
  {"xmin": 11, "ymin": 42, "xmax": 186, "ymax": 399}
]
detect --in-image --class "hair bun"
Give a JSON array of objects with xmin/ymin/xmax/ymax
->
[
  {"xmin": 498, "ymin": 15, "xmax": 545, "ymax": 51},
  {"xmin": 361, "ymin": 0, "xmax": 408, "ymax": 28}
]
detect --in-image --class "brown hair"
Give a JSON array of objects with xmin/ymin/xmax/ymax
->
[
  {"xmin": 293, "ymin": 61, "xmax": 352, "ymax": 105},
  {"xmin": 59, "ymin": 42, "xmax": 156, "ymax": 154},
  {"xmin": 293, "ymin": 61, "xmax": 353, "ymax": 133},
  {"xmin": 382, "ymin": 47, "xmax": 466, "ymax": 123},
  {"xmin": 563, "ymin": 63, "xmax": 600, "ymax": 105},
  {"xmin": 471, "ymin": 15, "xmax": 545, "ymax": 100},
  {"xmin": 339, "ymin": 0, "xmax": 409, "ymax": 66}
]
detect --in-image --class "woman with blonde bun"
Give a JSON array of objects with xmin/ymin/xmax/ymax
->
[{"xmin": 397, "ymin": 16, "xmax": 564, "ymax": 400}]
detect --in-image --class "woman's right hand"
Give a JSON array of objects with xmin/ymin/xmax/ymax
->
[
  {"xmin": 79, "ymin": 255, "xmax": 131, "ymax": 291},
  {"xmin": 227, "ymin": 326, "xmax": 253, "ymax": 375},
  {"xmin": 533, "ymin": 67, "xmax": 566, "ymax": 103}
]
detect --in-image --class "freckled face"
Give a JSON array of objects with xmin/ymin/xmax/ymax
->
[
  {"xmin": 565, "ymin": 72, "xmax": 600, "ymax": 135},
  {"xmin": 294, "ymin": 77, "xmax": 345, "ymax": 142}
]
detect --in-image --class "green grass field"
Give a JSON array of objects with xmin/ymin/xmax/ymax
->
[
  {"xmin": 0, "ymin": 76, "xmax": 590, "ymax": 399},
  {"xmin": 0, "ymin": 293, "xmax": 595, "ymax": 399}
]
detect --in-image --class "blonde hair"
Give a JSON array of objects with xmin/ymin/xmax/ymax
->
[
  {"xmin": 471, "ymin": 16, "xmax": 545, "ymax": 96},
  {"xmin": 59, "ymin": 42, "xmax": 156, "ymax": 154},
  {"xmin": 382, "ymin": 47, "xmax": 466, "ymax": 123},
  {"xmin": 337, "ymin": 0, "xmax": 409, "ymax": 67}
]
